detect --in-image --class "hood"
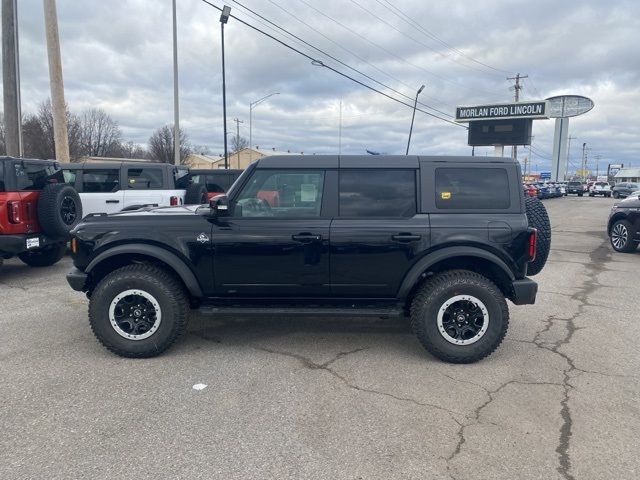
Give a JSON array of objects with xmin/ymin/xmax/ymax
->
[{"xmin": 614, "ymin": 194, "xmax": 640, "ymax": 208}]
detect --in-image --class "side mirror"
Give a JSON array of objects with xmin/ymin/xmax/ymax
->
[{"xmin": 209, "ymin": 194, "xmax": 229, "ymax": 217}]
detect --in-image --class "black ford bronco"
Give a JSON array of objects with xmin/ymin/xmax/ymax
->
[{"xmin": 67, "ymin": 155, "xmax": 550, "ymax": 363}]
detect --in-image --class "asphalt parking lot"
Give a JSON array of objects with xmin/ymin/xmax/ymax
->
[{"xmin": 1, "ymin": 196, "xmax": 638, "ymax": 480}]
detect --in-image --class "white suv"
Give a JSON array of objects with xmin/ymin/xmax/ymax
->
[{"xmin": 61, "ymin": 162, "xmax": 207, "ymax": 215}]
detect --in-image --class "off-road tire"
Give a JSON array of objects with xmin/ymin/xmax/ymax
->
[
  {"xmin": 525, "ymin": 196, "xmax": 551, "ymax": 276},
  {"xmin": 184, "ymin": 183, "xmax": 208, "ymax": 205},
  {"xmin": 88, "ymin": 264, "xmax": 189, "ymax": 358},
  {"xmin": 18, "ymin": 242, "xmax": 67, "ymax": 267},
  {"xmin": 609, "ymin": 219, "xmax": 638, "ymax": 253},
  {"xmin": 410, "ymin": 270, "xmax": 509, "ymax": 364},
  {"xmin": 38, "ymin": 183, "xmax": 82, "ymax": 237}
]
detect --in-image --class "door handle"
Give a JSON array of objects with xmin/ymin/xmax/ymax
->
[
  {"xmin": 105, "ymin": 199, "xmax": 120, "ymax": 204},
  {"xmin": 392, "ymin": 233, "xmax": 421, "ymax": 242},
  {"xmin": 292, "ymin": 233, "xmax": 322, "ymax": 243}
]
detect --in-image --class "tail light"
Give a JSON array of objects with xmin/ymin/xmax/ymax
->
[
  {"xmin": 528, "ymin": 228, "xmax": 537, "ymax": 261},
  {"xmin": 170, "ymin": 196, "xmax": 178, "ymax": 206},
  {"xmin": 8, "ymin": 201, "xmax": 21, "ymax": 224}
]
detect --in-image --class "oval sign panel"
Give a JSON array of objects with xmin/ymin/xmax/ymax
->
[{"xmin": 545, "ymin": 95, "xmax": 594, "ymax": 118}]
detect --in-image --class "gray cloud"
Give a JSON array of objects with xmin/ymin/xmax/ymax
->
[{"xmin": 2, "ymin": 0, "xmax": 639, "ymax": 171}]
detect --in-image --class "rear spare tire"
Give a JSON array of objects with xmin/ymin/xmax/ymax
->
[
  {"xmin": 38, "ymin": 183, "xmax": 82, "ymax": 237},
  {"xmin": 18, "ymin": 241, "xmax": 67, "ymax": 267},
  {"xmin": 525, "ymin": 196, "xmax": 551, "ymax": 276},
  {"xmin": 184, "ymin": 183, "xmax": 208, "ymax": 205}
]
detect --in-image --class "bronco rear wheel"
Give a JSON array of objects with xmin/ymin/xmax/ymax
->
[
  {"xmin": 410, "ymin": 270, "xmax": 509, "ymax": 363},
  {"xmin": 88, "ymin": 264, "xmax": 189, "ymax": 358}
]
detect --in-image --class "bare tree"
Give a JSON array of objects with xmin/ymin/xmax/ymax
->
[
  {"xmin": 115, "ymin": 141, "xmax": 147, "ymax": 159},
  {"xmin": 230, "ymin": 134, "xmax": 248, "ymax": 154},
  {"xmin": 148, "ymin": 125, "xmax": 191, "ymax": 164},
  {"xmin": 79, "ymin": 108, "xmax": 122, "ymax": 157},
  {"xmin": 22, "ymin": 100, "xmax": 82, "ymax": 160}
]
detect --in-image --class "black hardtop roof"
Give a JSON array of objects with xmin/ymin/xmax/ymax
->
[
  {"xmin": 59, "ymin": 161, "xmax": 182, "ymax": 169},
  {"xmin": 0, "ymin": 156, "xmax": 58, "ymax": 165},
  {"xmin": 254, "ymin": 154, "xmax": 517, "ymax": 169}
]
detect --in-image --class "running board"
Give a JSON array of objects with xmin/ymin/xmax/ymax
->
[{"xmin": 197, "ymin": 305, "xmax": 404, "ymax": 318}]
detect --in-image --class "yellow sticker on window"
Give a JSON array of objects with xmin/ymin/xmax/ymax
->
[{"xmin": 441, "ymin": 192, "xmax": 451, "ymax": 199}]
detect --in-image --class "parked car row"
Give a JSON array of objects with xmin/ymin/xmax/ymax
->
[
  {"xmin": 0, "ymin": 156, "xmax": 242, "ymax": 268},
  {"xmin": 523, "ymin": 182, "xmax": 566, "ymax": 199}
]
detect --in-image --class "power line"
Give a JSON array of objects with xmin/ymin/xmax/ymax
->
[
  {"xmin": 376, "ymin": 0, "xmax": 512, "ymax": 75},
  {"xmin": 346, "ymin": 0, "xmax": 496, "ymax": 77},
  {"xmin": 291, "ymin": 0, "xmax": 504, "ymax": 98},
  {"xmin": 199, "ymin": 0, "xmax": 465, "ymax": 128},
  {"xmin": 233, "ymin": 0, "xmax": 453, "ymax": 118}
]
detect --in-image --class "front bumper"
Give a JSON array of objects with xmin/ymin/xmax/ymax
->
[
  {"xmin": 510, "ymin": 278, "xmax": 538, "ymax": 305},
  {"xmin": 0, "ymin": 233, "xmax": 65, "ymax": 256},
  {"xmin": 67, "ymin": 268, "xmax": 88, "ymax": 291}
]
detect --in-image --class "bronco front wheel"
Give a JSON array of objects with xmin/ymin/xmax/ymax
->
[
  {"xmin": 88, "ymin": 264, "xmax": 189, "ymax": 357},
  {"xmin": 410, "ymin": 270, "xmax": 509, "ymax": 363}
]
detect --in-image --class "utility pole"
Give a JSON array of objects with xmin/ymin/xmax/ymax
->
[
  {"xmin": 507, "ymin": 73, "xmax": 528, "ymax": 161},
  {"xmin": 172, "ymin": 0, "xmax": 180, "ymax": 165},
  {"xmin": 338, "ymin": 99, "xmax": 342, "ymax": 155},
  {"xmin": 406, "ymin": 84, "xmax": 425, "ymax": 155},
  {"xmin": 581, "ymin": 142, "xmax": 587, "ymax": 181},
  {"xmin": 219, "ymin": 6, "xmax": 231, "ymax": 169},
  {"xmin": 2, "ymin": 0, "xmax": 22, "ymax": 156},
  {"xmin": 43, "ymin": 0, "xmax": 69, "ymax": 162},
  {"xmin": 595, "ymin": 154, "xmax": 602, "ymax": 178},
  {"xmin": 233, "ymin": 117, "xmax": 243, "ymax": 168},
  {"xmin": 566, "ymin": 135, "xmax": 575, "ymax": 179}
]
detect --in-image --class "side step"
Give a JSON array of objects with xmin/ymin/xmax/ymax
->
[{"xmin": 197, "ymin": 305, "xmax": 404, "ymax": 318}]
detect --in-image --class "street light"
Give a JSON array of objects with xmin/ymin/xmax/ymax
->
[
  {"xmin": 220, "ymin": 5, "xmax": 231, "ymax": 168},
  {"xmin": 405, "ymin": 84, "xmax": 425, "ymax": 155},
  {"xmin": 250, "ymin": 92, "xmax": 279, "ymax": 152}
]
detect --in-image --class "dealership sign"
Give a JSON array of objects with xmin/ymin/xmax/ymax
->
[{"xmin": 455, "ymin": 101, "xmax": 549, "ymax": 122}]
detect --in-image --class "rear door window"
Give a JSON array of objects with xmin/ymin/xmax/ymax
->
[
  {"xmin": 435, "ymin": 168, "xmax": 510, "ymax": 209},
  {"xmin": 127, "ymin": 168, "xmax": 163, "ymax": 189},
  {"xmin": 14, "ymin": 161, "xmax": 57, "ymax": 190},
  {"xmin": 0, "ymin": 161, "xmax": 4, "ymax": 191},
  {"xmin": 62, "ymin": 169, "xmax": 77, "ymax": 186},
  {"xmin": 174, "ymin": 167, "xmax": 190, "ymax": 189},
  {"xmin": 339, "ymin": 169, "xmax": 416, "ymax": 217},
  {"xmin": 82, "ymin": 169, "xmax": 120, "ymax": 193}
]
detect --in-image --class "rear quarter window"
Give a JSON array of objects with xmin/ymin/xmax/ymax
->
[{"xmin": 435, "ymin": 168, "xmax": 510, "ymax": 209}]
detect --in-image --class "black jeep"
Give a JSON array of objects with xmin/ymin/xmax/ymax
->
[{"xmin": 66, "ymin": 155, "xmax": 550, "ymax": 363}]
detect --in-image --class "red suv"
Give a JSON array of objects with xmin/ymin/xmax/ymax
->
[{"xmin": 0, "ymin": 156, "xmax": 82, "ymax": 268}]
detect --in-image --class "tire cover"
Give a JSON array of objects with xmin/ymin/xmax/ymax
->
[
  {"xmin": 37, "ymin": 183, "xmax": 83, "ymax": 237},
  {"xmin": 525, "ymin": 196, "xmax": 551, "ymax": 276}
]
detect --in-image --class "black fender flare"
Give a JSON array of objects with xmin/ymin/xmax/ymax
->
[
  {"xmin": 397, "ymin": 246, "xmax": 515, "ymax": 299},
  {"xmin": 86, "ymin": 244, "xmax": 203, "ymax": 297}
]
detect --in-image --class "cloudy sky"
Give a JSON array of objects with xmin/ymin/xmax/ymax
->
[{"xmin": 3, "ymin": 0, "xmax": 640, "ymax": 172}]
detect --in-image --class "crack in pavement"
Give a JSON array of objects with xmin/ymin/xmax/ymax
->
[
  {"xmin": 0, "ymin": 281, "xmax": 28, "ymax": 291},
  {"xmin": 446, "ymin": 235, "xmax": 613, "ymax": 480},
  {"xmin": 253, "ymin": 345, "xmax": 465, "ymax": 420},
  {"xmin": 445, "ymin": 378, "xmax": 563, "ymax": 462}
]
